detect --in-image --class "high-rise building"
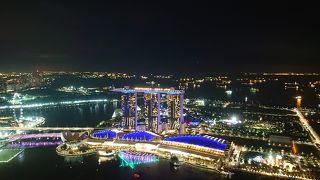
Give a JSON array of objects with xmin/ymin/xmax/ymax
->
[
  {"xmin": 121, "ymin": 93, "xmax": 137, "ymax": 130},
  {"xmin": 112, "ymin": 87, "xmax": 184, "ymax": 134}
]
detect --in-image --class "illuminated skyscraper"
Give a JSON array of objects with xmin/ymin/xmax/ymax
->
[
  {"xmin": 121, "ymin": 93, "xmax": 137, "ymax": 130},
  {"xmin": 144, "ymin": 93, "xmax": 160, "ymax": 132},
  {"xmin": 112, "ymin": 87, "xmax": 184, "ymax": 133}
]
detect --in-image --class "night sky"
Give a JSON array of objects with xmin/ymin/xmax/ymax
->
[{"xmin": 0, "ymin": 1, "xmax": 319, "ymax": 74}]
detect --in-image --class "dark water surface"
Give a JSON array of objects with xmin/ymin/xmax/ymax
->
[
  {"xmin": 0, "ymin": 147, "xmax": 227, "ymax": 180},
  {"xmin": 0, "ymin": 102, "xmax": 116, "ymax": 127}
]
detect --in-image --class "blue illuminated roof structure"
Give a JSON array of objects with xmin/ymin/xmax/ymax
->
[
  {"xmin": 121, "ymin": 131, "xmax": 157, "ymax": 141},
  {"xmin": 164, "ymin": 135, "xmax": 227, "ymax": 151},
  {"xmin": 92, "ymin": 130, "xmax": 117, "ymax": 139}
]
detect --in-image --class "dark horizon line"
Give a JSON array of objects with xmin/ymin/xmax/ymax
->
[{"xmin": 1, "ymin": 70, "xmax": 319, "ymax": 75}]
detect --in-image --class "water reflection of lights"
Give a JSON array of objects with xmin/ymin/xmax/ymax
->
[
  {"xmin": 0, "ymin": 99, "xmax": 110, "ymax": 109},
  {"xmin": 98, "ymin": 156, "xmax": 115, "ymax": 164},
  {"xmin": 295, "ymin": 96, "xmax": 302, "ymax": 109},
  {"xmin": 17, "ymin": 151, "xmax": 25, "ymax": 163},
  {"xmin": 64, "ymin": 157, "xmax": 84, "ymax": 164}
]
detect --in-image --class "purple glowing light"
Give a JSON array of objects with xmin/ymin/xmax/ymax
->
[
  {"xmin": 8, "ymin": 141, "xmax": 62, "ymax": 148},
  {"xmin": 8, "ymin": 133, "xmax": 62, "ymax": 142}
]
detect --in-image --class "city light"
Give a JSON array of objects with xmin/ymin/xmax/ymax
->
[
  {"xmin": 0, "ymin": 73, "xmax": 319, "ymax": 179},
  {"xmin": 195, "ymin": 99, "xmax": 205, "ymax": 106},
  {"xmin": 222, "ymin": 116, "xmax": 241, "ymax": 125},
  {"xmin": 0, "ymin": 0, "xmax": 319, "ymax": 178},
  {"xmin": 225, "ymin": 90, "xmax": 232, "ymax": 95}
]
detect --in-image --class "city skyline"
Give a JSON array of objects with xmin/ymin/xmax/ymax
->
[
  {"xmin": 1, "ymin": 2, "xmax": 320, "ymax": 179},
  {"xmin": 1, "ymin": 70, "xmax": 320, "ymax": 179}
]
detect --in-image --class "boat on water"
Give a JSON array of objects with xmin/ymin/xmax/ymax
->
[
  {"xmin": 98, "ymin": 149, "xmax": 115, "ymax": 157},
  {"xmin": 170, "ymin": 156, "xmax": 182, "ymax": 167},
  {"xmin": 98, "ymin": 156, "xmax": 115, "ymax": 164}
]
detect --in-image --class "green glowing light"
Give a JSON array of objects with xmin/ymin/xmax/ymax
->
[
  {"xmin": 0, "ymin": 149, "xmax": 24, "ymax": 163},
  {"xmin": 117, "ymin": 152, "xmax": 160, "ymax": 169}
]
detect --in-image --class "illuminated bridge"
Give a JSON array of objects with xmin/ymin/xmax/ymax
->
[
  {"xmin": 8, "ymin": 141, "xmax": 62, "ymax": 148},
  {"xmin": 8, "ymin": 133, "xmax": 62, "ymax": 142},
  {"xmin": 5, "ymin": 133, "xmax": 63, "ymax": 148}
]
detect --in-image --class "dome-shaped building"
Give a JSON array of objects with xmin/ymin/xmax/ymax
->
[
  {"xmin": 57, "ymin": 131, "xmax": 95, "ymax": 157},
  {"xmin": 61, "ymin": 131, "xmax": 87, "ymax": 143}
]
